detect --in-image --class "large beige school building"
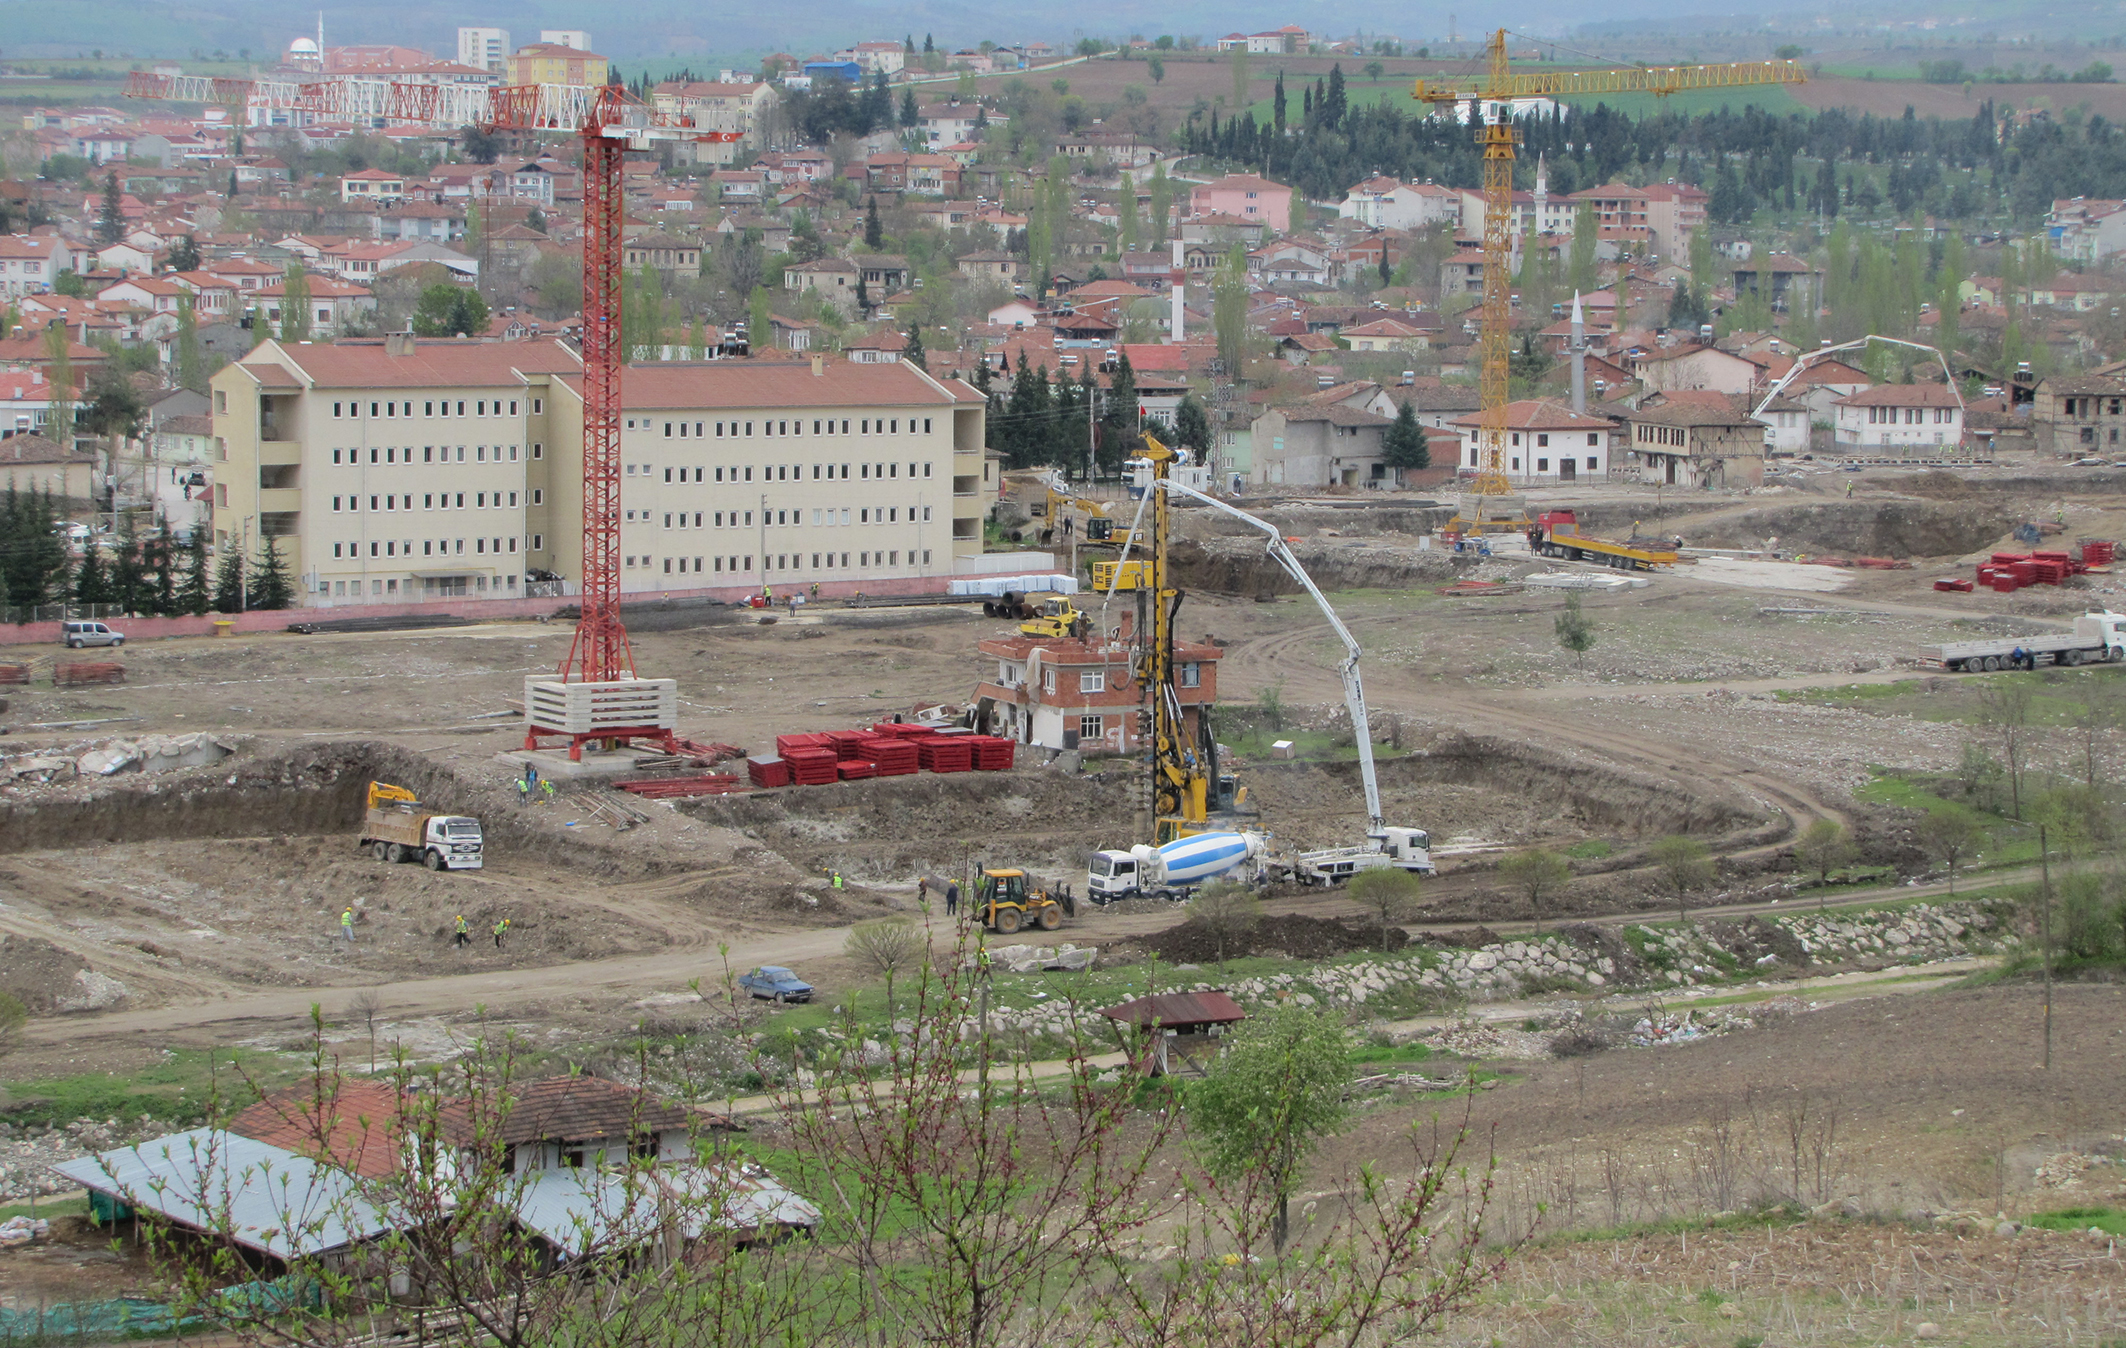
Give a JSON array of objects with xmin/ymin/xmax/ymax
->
[{"xmin": 210, "ymin": 338, "xmax": 988, "ymax": 605}]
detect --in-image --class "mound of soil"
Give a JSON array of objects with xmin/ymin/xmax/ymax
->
[
  {"xmin": 0, "ymin": 934, "xmax": 90, "ymax": 1013},
  {"xmin": 1129, "ymin": 913, "xmax": 1405, "ymax": 964}
]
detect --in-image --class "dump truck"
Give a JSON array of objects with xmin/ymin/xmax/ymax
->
[
  {"xmin": 360, "ymin": 781, "xmax": 484, "ymax": 870},
  {"xmin": 1917, "ymin": 611, "xmax": 2126, "ymax": 672},
  {"xmin": 1526, "ymin": 511, "xmax": 1680, "ymax": 571},
  {"xmin": 1088, "ymin": 831, "xmax": 1269, "ymax": 903},
  {"xmin": 971, "ymin": 868, "xmax": 1066, "ymax": 932}
]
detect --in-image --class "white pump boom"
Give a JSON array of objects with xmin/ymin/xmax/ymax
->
[{"xmin": 1145, "ymin": 477, "xmax": 1386, "ymax": 839}]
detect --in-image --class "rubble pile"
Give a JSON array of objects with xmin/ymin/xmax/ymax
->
[
  {"xmin": 0, "ymin": 1116, "xmax": 175, "ymax": 1203},
  {"xmin": 2, "ymin": 733, "xmax": 241, "ymax": 791}
]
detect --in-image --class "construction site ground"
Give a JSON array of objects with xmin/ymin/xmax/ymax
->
[{"xmin": 3, "ymin": 465, "xmax": 2125, "ymax": 1339}]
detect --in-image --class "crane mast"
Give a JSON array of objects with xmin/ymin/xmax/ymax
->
[
  {"xmin": 1413, "ymin": 33, "xmax": 1805, "ymax": 534},
  {"xmin": 127, "ymin": 70, "xmax": 739, "ymax": 758}
]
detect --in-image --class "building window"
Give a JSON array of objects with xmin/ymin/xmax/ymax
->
[
  {"xmin": 1079, "ymin": 714, "xmax": 1103, "ymax": 742},
  {"xmin": 1079, "ymin": 671, "xmax": 1104, "ymax": 693},
  {"xmin": 1179, "ymin": 662, "xmax": 1199, "ymax": 688}
]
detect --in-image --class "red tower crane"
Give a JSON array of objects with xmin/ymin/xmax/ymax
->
[{"xmin": 128, "ymin": 72, "xmax": 739, "ymax": 755}]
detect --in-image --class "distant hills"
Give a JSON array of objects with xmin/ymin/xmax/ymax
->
[{"xmin": 0, "ymin": 0, "xmax": 2115, "ymax": 68}]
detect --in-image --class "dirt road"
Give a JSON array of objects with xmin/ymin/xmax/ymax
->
[{"xmin": 23, "ymin": 859, "xmax": 2029, "ymax": 1051}]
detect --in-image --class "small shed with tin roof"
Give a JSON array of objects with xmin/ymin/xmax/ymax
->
[{"xmin": 1100, "ymin": 990, "xmax": 1248, "ymax": 1075}]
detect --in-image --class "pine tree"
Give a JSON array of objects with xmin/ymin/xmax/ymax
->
[
  {"xmin": 1383, "ymin": 398, "xmax": 1430, "ymax": 473},
  {"xmin": 110, "ymin": 516, "xmax": 144, "ymax": 615},
  {"xmin": 856, "ymin": 275, "xmax": 871, "ymax": 314},
  {"xmin": 149, "ymin": 527, "xmax": 177, "ymax": 615},
  {"xmin": 168, "ymin": 233, "xmax": 200, "ymax": 273},
  {"xmin": 899, "ymin": 87, "xmax": 919, "ymax": 130},
  {"xmin": 72, "ymin": 538, "xmax": 110, "ymax": 608},
  {"xmin": 1101, "ymin": 348, "xmax": 1138, "ymax": 472},
  {"xmin": 904, "ymin": 325, "xmax": 926, "ymax": 371},
  {"xmin": 252, "ymin": 535, "xmax": 294, "ymax": 610},
  {"xmin": 1147, "ymin": 164, "xmax": 1171, "ymax": 249},
  {"xmin": 211, "ymin": 542, "xmax": 246, "ymax": 613},
  {"xmin": 179, "ymin": 529, "xmax": 210, "ymax": 615},
  {"xmin": 865, "ymin": 196, "xmax": 883, "ymax": 248},
  {"xmin": 1173, "ymin": 394, "xmax": 1210, "ymax": 452}
]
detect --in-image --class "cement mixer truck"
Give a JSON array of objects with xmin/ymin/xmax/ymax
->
[{"xmin": 1087, "ymin": 831, "xmax": 1270, "ymax": 903}]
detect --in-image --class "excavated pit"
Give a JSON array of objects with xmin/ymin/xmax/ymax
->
[{"xmin": 1571, "ymin": 499, "xmax": 2016, "ymax": 558}]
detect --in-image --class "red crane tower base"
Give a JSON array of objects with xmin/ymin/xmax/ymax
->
[{"xmin": 522, "ymin": 677, "xmax": 681, "ymax": 763}]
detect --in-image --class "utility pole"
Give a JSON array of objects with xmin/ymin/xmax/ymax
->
[
  {"xmin": 758, "ymin": 493, "xmax": 767, "ymax": 598},
  {"xmin": 2039, "ymin": 823, "xmax": 2054, "ymax": 1070}
]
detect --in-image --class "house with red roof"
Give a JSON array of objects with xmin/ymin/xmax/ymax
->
[
  {"xmin": 1448, "ymin": 400, "xmax": 1620, "ymax": 484},
  {"xmin": 974, "ymin": 629, "xmax": 1222, "ymax": 752},
  {"xmin": 1831, "ymin": 383, "xmax": 1964, "ymax": 454}
]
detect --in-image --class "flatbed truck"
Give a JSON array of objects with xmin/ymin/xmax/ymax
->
[
  {"xmin": 1526, "ymin": 511, "xmax": 1680, "ymax": 571},
  {"xmin": 1917, "ymin": 611, "xmax": 2126, "ymax": 671}
]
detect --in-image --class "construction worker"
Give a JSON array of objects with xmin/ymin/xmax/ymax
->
[
  {"xmin": 453, "ymin": 915, "xmax": 470, "ymax": 949},
  {"xmin": 831, "ymin": 871, "xmax": 844, "ymax": 890},
  {"xmin": 1845, "ymin": 479, "xmax": 1855, "ymax": 498},
  {"xmin": 493, "ymin": 916, "xmax": 510, "ymax": 950},
  {"xmin": 917, "ymin": 876, "xmax": 929, "ymax": 906},
  {"xmin": 340, "ymin": 907, "xmax": 355, "ymax": 942},
  {"xmin": 945, "ymin": 881, "xmax": 959, "ymax": 917},
  {"xmin": 810, "ymin": 582, "xmax": 820, "ymax": 602},
  {"xmin": 516, "ymin": 776, "xmax": 530, "ymax": 803},
  {"xmin": 540, "ymin": 779, "xmax": 556, "ymax": 805}
]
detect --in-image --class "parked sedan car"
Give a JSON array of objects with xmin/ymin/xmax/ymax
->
[{"xmin": 737, "ymin": 966, "xmax": 813, "ymax": 1003}]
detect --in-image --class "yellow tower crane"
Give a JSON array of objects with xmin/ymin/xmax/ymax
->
[{"xmin": 1414, "ymin": 33, "xmax": 1806, "ymax": 534}]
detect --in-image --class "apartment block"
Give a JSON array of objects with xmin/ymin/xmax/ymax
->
[
  {"xmin": 456, "ymin": 27, "xmax": 511, "ymax": 74},
  {"xmin": 210, "ymin": 336, "xmax": 581, "ymax": 603},
  {"xmin": 210, "ymin": 341, "xmax": 988, "ymax": 607},
  {"xmin": 540, "ymin": 356, "xmax": 988, "ymax": 595}
]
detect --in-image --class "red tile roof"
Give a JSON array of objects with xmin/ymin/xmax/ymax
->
[
  {"xmin": 1835, "ymin": 383, "xmax": 1962, "ymax": 408},
  {"xmin": 226, "ymin": 1080, "xmax": 406, "ymax": 1178},
  {"xmin": 436, "ymin": 1075, "xmax": 694, "ymax": 1148}
]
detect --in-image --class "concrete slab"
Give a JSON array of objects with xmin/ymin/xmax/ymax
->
[{"xmin": 494, "ymin": 747, "xmax": 658, "ymax": 780}]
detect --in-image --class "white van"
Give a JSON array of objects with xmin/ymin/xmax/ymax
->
[{"xmin": 61, "ymin": 621, "xmax": 125, "ymax": 649}]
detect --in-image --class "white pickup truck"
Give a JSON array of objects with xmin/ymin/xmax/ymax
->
[{"xmin": 1917, "ymin": 611, "xmax": 2126, "ymax": 672}]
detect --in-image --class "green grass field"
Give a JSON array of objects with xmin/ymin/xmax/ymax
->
[{"xmin": 0, "ymin": 1047, "xmax": 305, "ymax": 1129}]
